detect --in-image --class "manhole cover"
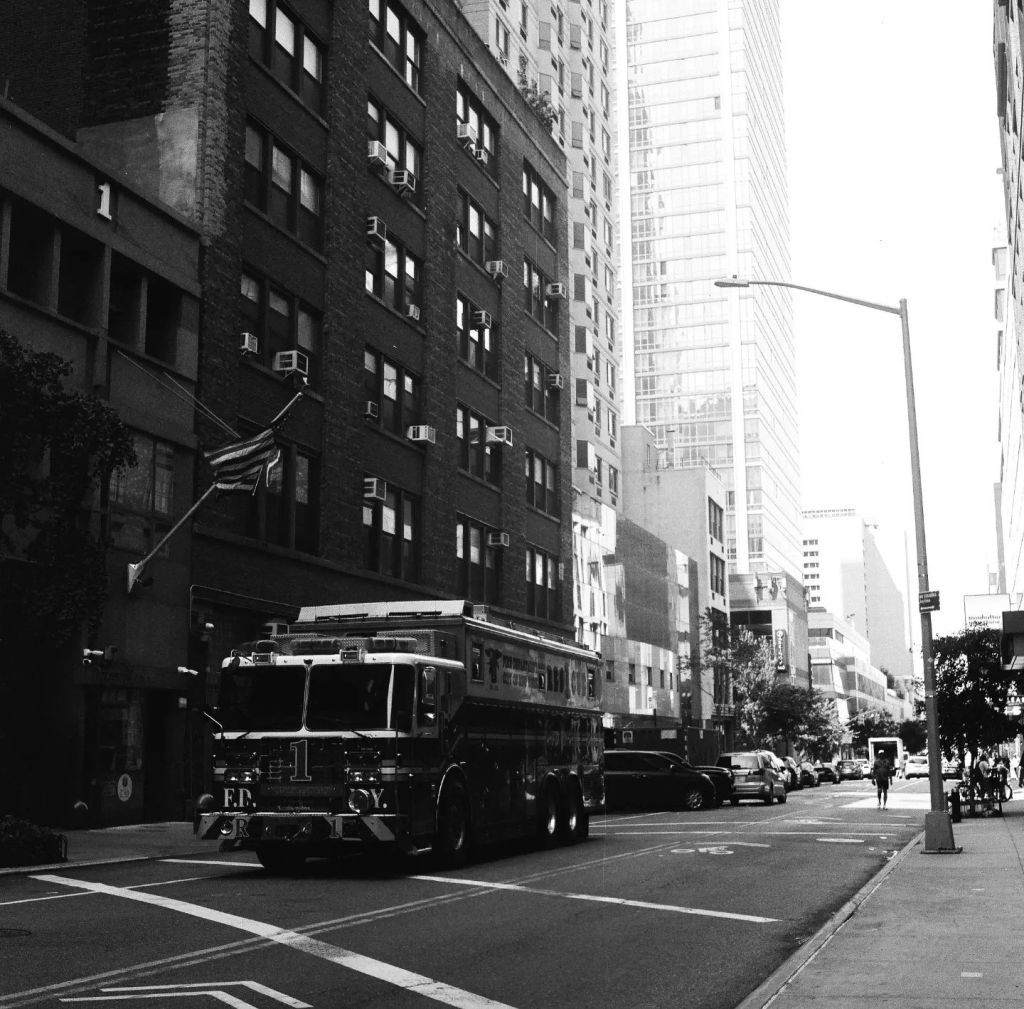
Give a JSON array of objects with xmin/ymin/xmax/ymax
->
[{"xmin": 0, "ymin": 928, "xmax": 31, "ymax": 938}]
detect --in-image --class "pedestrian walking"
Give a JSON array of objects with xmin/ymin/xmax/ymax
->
[
  {"xmin": 898, "ymin": 753, "xmax": 908, "ymax": 780},
  {"xmin": 872, "ymin": 752, "xmax": 892, "ymax": 809}
]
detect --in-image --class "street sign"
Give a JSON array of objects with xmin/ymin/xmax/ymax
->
[{"xmin": 919, "ymin": 590, "xmax": 940, "ymax": 612}]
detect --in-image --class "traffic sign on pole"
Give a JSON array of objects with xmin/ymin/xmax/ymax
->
[{"xmin": 919, "ymin": 590, "xmax": 940, "ymax": 613}]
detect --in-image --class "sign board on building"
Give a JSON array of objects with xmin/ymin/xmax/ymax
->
[
  {"xmin": 919, "ymin": 590, "xmax": 940, "ymax": 613},
  {"xmin": 774, "ymin": 629, "xmax": 788, "ymax": 670}
]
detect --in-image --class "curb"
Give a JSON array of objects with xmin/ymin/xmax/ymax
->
[
  {"xmin": 733, "ymin": 828, "xmax": 925, "ymax": 1009},
  {"xmin": 0, "ymin": 852, "xmax": 186, "ymax": 878}
]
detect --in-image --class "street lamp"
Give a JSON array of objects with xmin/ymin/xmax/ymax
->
[{"xmin": 715, "ymin": 275, "xmax": 959, "ymax": 853}]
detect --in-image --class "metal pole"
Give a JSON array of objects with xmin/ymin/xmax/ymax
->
[{"xmin": 899, "ymin": 298, "xmax": 959, "ymax": 851}]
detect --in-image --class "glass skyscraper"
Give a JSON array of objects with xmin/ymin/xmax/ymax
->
[{"xmin": 618, "ymin": 0, "xmax": 801, "ymax": 577}]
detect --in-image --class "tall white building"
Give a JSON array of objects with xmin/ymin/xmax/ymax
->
[
  {"xmin": 802, "ymin": 508, "xmax": 913, "ymax": 681},
  {"xmin": 618, "ymin": 0, "xmax": 801, "ymax": 579}
]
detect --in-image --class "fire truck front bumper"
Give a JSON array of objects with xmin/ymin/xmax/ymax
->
[{"xmin": 194, "ymin": 811, "xmax": 405, "ymax": 846}]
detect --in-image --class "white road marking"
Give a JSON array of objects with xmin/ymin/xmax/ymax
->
[
  {"xmin": 75, "ymin": 982, "xmax": 310, "ymax": 1007},
  {"xmin": 162, "ymin": 860, "xmax": 257, "ymax": 868},
  {"xmin": 63, "ymin": 992, "xmax": 256, "ymax": 1008},
  {"xmin": 32, "ymin": 875, "xmax": 521, "ymax": 1009},
  {"xmin": 816, "ymin": 838, "xmax": 864, "ymax": 844},
  {"xmin": 410, "ymin": 874, "xmax": 778, "ymax": 923},
  {"xmin": 0, "ymin": 876, "xmax": 206, "ymax": 908}
]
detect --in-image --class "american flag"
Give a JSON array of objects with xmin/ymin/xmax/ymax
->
[{"xmin": 204, "ymin": 428, "xmax": 280, "ymax": 493}]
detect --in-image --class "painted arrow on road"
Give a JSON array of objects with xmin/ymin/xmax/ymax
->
[
  {"xmin": 671, "ymin": 842, "xmax": 772, "ymax": 855},
  {"xmin": 62, "ymin": 982, "xmax": 310, "ymax": 1009}
]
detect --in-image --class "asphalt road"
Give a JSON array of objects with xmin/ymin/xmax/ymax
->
[{"xmin": 0, "ymin": 778, "xmax": 933, "ymax": 1009}]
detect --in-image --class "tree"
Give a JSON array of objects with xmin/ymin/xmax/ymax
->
[
  {"xmin": 925, "ymin": 627, "xmax": 1022, "ymax": 765},
  {"xmin": 845, "ymin": 708, "xmax": 898, "ymax": 752},
  {"xmin": 0, "ymin": 328, "xmax": 135, "ymax": 652},
  {"xmin": 517, "ymin": 67, "xmax": 558, "ymax": 131},
  {"xmin": 898, "ymin": 719, "xmax": 928, "ymax": 754}
]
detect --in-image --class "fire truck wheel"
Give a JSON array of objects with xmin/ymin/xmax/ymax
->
[
  {"xmin": 256, "ymin": 844, "xmax": 306, "ymax": 873},
  {"xmin": 560, "ymin": 784, "xmax": 589, "ymax": 842},
  {"xmin": 434, "ymin": 784, "xmax": 470, "ymax": 867},
  {"xmin": 538, "ymin": 784, "xmax": 561, "ymax": 847}
]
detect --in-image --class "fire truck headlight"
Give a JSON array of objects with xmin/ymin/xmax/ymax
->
[
  {"xmin": 196, "ymin": 793, "xmax": 217, "ymax": 813},
  {"xmin": 347, "ymin": 789, "xmax": 373, "ymax": 815}
]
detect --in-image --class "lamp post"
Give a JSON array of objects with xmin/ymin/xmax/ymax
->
[{"xmin": 715, "ymin": 276, "xmax": 959, "ymax": 853}]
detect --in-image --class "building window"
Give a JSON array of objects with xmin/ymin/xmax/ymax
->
[
  {"xmin": 365, "ymin": 233, "xmax": 422, "ymax": 317},
  {"xmin": 239, "ymin": 268, "xmax": 320, "ymax": 385},
  {"xmin": 363, "ymin": 347, "xmax": 421, "ymax": 435},
  {"xmin": 368, "ymin": 0, "xmax": 423, "ymax": 91},
  {"xmin": 708, "ymin": 499, "xmax": 724, "ymax": 542},
  {"xmin": 524, "ymin": 448, "xmax": 559, "ymax": 517},
  {"xmin": 457, "ymin": 405, "xmax": 502, "ymax": 486},
  {"xmin": 710, "ymin": 554, "xmax": 726, "ymax": 596},
  {"xmin": 522, "ymin": 162, "xmax": 557, "ymax": 244},
  {"xmin": 108, "ymin": 433, "xmax": 175, "ymax": 554},
  {"xmin": 367, "ymin": 96, "xmax": 422, "ymax": 202},
  {"xmin": 363, "ymin": 477, "xmax": 420, "ymax": 581},
  {"xmin": 248, "ymin": 444, "xmax": 320, "ymax": 553},
  {"xmin": 523, "ymin": 258, "xmax": 559, "ymax": 332},
  {"xmin": 456, "ymin": 294, "xmax": 500, "ymax": 381},
  {"xmin": 456, "ymin": 189, "xmax": 498, "ymax": 265},
  {"xmin": 523, "ymin": 354, "xmax": 560, "ymax": 424},
  {"xmin": 456, "ymin": 515, "xmax": 501, "ymax": 603},
  {"xmin": 248, "ymin": 0, "xmax": 324, "ymax": 110},
  {"xmin": 456, "ymin": 82, "xmax": 499, "ymax": 173},
  {"xmin": 525, "ymin": 545, "xmax": 560, "ymax": 620},
  {"xmin": 244, "ymin": 120, "xmax": 323, "ymax": 249}
]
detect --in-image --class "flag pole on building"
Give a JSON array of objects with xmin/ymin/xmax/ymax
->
[{"xmin": 126, "ymin": 385, "xmax": 305, "ymax": 594}]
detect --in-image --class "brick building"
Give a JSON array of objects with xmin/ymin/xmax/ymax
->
[{"xmin": 0, "ymin": 0, "xmax": 575, "ymax": 825}]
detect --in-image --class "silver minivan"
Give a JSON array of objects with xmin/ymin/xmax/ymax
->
[{"xmin": 716, "ymin": 751, "xmax": 788, "ymax": 805}]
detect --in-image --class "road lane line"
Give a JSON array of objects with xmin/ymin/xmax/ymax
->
[
  {"xmin": 31, "ymin": 875, "xmax": 520, "ymax": 1009},
  {"xmin": 409, "ymin": 875, "xmax": 779, "ymax": 923}
]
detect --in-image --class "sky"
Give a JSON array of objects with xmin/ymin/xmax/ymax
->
[{"xmin": 782, "ymin": 2, "xmax": 1003, "ymax": 642}]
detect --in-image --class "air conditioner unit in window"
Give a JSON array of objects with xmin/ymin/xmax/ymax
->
[
  {"xmin": 487, "ymin": 531, "xmax": 510, "ymax": 548},
  {"xmin": 363, "ymin": 477, "xmax": 387, "ymax": 501},
  {"xmin": 473, "ymin": 147, "xmax": 489, "ymax": 165},
  {"xmin": 485, "ymin": 260, "xmax": 509, "ymax": 281},
  {"xmin": 389, "ymin": 169, "xmax": 416, "ymax": 195},
  {"xmin": 406, "ymin": 304, "xmax": 421, "ymax": 321},
  {"xmin": 366, "ymin": 215, "xmax": 387, "ymax": 244},
  {"xmin": 545, "ymin": 282, "xmax": 566, "ymax": 298},
  {"xmin": 272, "ymin": 349, "xmax": 309, "ymax": 376},
  {"xmin": 485, "ymin": 425, "xmax": 513, "ymax": 446},
  {"xmin": 456, "ymin": 122, "xmax": 478, "ymax": 147},
  {"xmin": 547, "ymin": 372, "xmax": 565, "ymax": 390},
  {"xmin": 365, "ymin": 400, "xmax": 379, "ymax": 420},
  {"xmin": 367, "ymin": 140, "xmax": 388, "ymax": 168},
  {"xmin": 239, "ymin": 332, "xmax": 259, "ymax": 355},
  {"xmin": 406, "ymin": 425, "xmax": 437, "ymax": 444},
  {"xmin": 471, "ymin": 309, "xmax": 493, "ymax": 329}
]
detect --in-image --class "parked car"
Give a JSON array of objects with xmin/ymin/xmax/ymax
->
[
  {"xmin": 604, "ymin": 750, "xmax": 717, "ymax": 811},
  {"xmin": 716, "ymin": 751, "xmax": 787, "ymax": 805},
  {"xmin": 655, "ymin": 751, "xmax": 733, "ymax": 807},
  {"xmin": 781, "ymin": 756, "xmax": 802, "ymax": 791},
  {"xmin": 904, "ymin": 754, "xmax": 930, "ymax": 779},
  {"xmin": 799, "ymin": 761, "xmax": 820, "ymax": 787},
  {"xmin": 859, "ymin": 759, "xmax": 873, "ymax": 779},
  {"xmin": 836, "ymin": 759, "xmax": 863, "ymax": 781},
  {"xmin": 813, "ymin": 761, "xmax": 837, "ymax": 784}
]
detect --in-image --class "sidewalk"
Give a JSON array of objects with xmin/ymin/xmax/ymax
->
[
  {"xmin": 0, "ymin": 820, "xmax": 208, "ymax": 875},
  {"xmin": 4, "ymin": 808, "xmax": 1024, "ymax": 1007},
  {"xmin": 738, "ymin": 801, "xmax": 1024, "ymax": 1008}
]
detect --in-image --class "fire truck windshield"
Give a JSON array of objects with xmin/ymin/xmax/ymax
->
[
  {"xmin": 218, "ymin": 664, "xmax": 306, "ymax": 732},
  {"xmin": 306, "ymin": 663, "xmax": 415, "ymax": 733}
]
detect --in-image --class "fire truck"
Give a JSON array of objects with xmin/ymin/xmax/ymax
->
[{"xmin": 194, "ymin": 599, "xmax": 604, "ymax": 870}]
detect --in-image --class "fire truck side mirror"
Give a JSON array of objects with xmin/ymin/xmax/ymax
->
[{"xmin": 418, "ymin": 666, "xmax": 437, "ymax": 726}]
